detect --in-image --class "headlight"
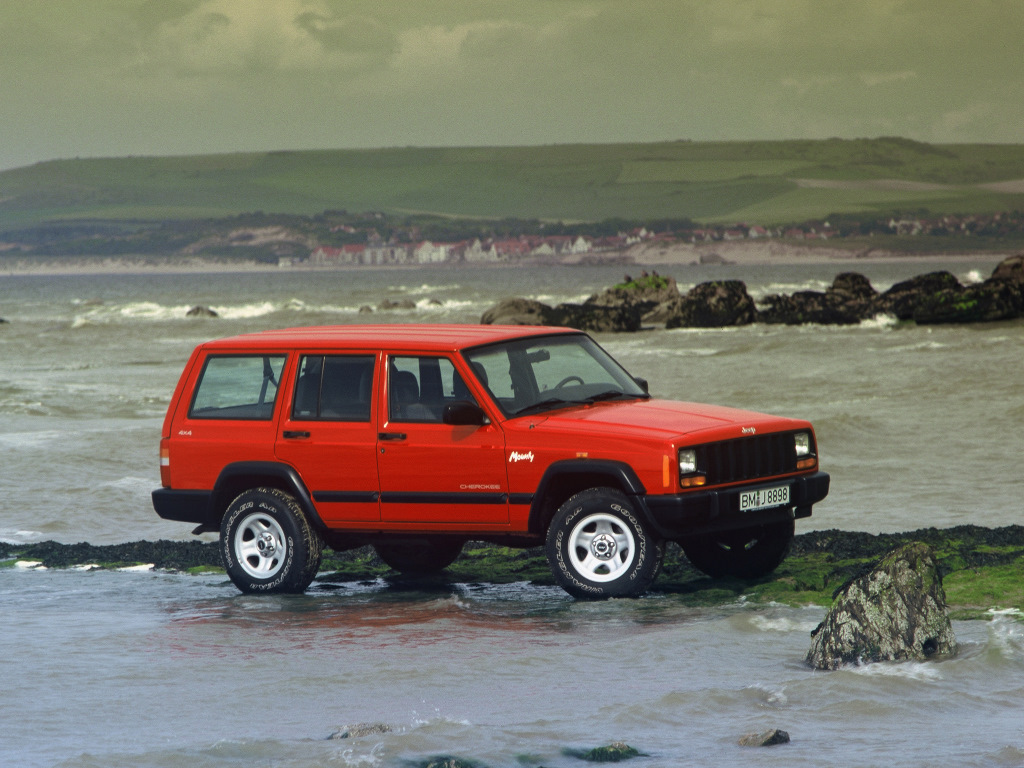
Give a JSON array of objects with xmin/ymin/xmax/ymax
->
[
  {"xmin": 678, "ymin": 449, "xmax": 697, "ymax": 475},
  {"xmin": 794, "ymin": 431, "xmax": 817, "ymax": 470},
  {"xmin": 678, "ymin": 448, "xmax": 706, "ymax": 487}
]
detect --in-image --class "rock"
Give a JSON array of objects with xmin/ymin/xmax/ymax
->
[
  {"xmin": 666, "ymin": 280, "xmax": 757, "ymax": 328},
  {"xmin": 697, "ymin": 252, "xmax": 733, "ymax": 265},
  {"xmin": 481, "ymin": 297, "xmax": 555, "ymax": 326},
  {"xmin": 549, "ymin": 302, "xmax": 644, "ymax": 333},
  {"xmin": 378, "ymin": 298, "xmax": 417, "ymax": 311},
  {"xmin": 738, "ymin": 729, "xmax": 791, "ymax": 747},
  {"xmin": 872, "ymin": 271, "xmax": 962, "ymax": 320},
  {"xmin": 481, "ymin": 296, "xmax": 643, "ymax": 332},
  {"xmin": 417, "ymin": 757, "xmax": 480, "ymax": 768},
  {"xmin": 760, "ymin": 272, "xmax": 877, "ymax": 325},
  {"xmin": 566, "ymin": 741, "xmax": 642, "ymax": 762},
  {"xmin": 806, "ymin": 542, "xmax": 957, "ymax": 670},
  {"xmin": 991, "ymin": 253, "xmax": 1024, "ymax": 282},
  {"xmin": 830, "ymin": 272, "xmax": 878, "ymax": 302},
  {"xmin": 185, "ymin": 305, "xmax": 218, "ymax": 318},
  {"xmin": 358, "ymin": 305, "xmax": 374, "ymax": 314},
  {"xmin": 328, "ymin": 722, "xmax": 393, "ymax": 740}
]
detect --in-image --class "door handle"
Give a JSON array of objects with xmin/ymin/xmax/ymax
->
[
  {"xmin": 378, "ymin": 432, "xmax": 407, "ymax": 441},
  {"xmin": 283, "ymin": 430, "xmax": 311, "ymax": 439}
]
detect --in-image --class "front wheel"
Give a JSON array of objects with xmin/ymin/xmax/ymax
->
[
  {"xmin": 679, "ymin": 519, "xmax": 794, "ymax": 579},
  {"xmin": 221, "ymin": 487, "xmax": 323, "ymax": 593},
  {"xmin": 546, "ymin": 488, "xmax": 664, "ymax": 599}
]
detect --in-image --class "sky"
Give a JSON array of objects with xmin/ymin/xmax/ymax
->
[{"xmin": 1, "ymin": 0, "xmax": 1022, "ymax": 171}]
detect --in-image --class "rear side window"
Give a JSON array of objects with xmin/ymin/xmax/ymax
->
[
  {"xmin": 189, "ymin": 355, "xmax": 287, "ymax": 420},
  {"xmin": 292, "ymin": 355, "xmax": 375, "ymax": 421}
]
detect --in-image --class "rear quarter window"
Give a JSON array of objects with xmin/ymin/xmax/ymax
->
[{"xmin": 189, "ymin": 354, "xmax": 287, "ymax": 420}]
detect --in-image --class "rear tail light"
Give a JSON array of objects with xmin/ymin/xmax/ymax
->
[{"xmin": 160, "ymin": 439, "xmax": 171, "ymax": 487}]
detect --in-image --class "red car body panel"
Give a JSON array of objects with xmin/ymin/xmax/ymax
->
[{"xmin": 155, "ymin": 324, "xmax": 827, "ymax": 541}]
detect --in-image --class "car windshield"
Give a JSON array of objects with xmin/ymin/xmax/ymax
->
[{"xmin": 463, "ymin": 334, "xmax": 649, "ymax": 418}]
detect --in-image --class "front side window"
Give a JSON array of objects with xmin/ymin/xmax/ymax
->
[
  {"xmin": 292, "ymin": 355, "xmax": 375, "ymax": 421},
  {"xmin": 464, "ymin": 334, "xmax": 647, "ymax": 417},
  {"xmin": 189, "ymin": 354, "xmax": 287, "ymax": 420},
  {"xmin": 388, "ymin": 356, "xmax": 475, "ymax": 423}
]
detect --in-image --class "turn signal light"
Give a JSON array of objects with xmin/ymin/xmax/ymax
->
[
  {"xmin": 160, "ymin": 439, "xmax": 171, "ymax": 487},
  {"xmin": 680, "ymin": 475, "xmax": 707, "ymax": 488},
  {"xmin": 797, "ymin": 457, "xmax": 817, "ymax": 470}
]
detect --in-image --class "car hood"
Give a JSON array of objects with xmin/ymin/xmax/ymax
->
[{"xmin": 512, "ymin": 398, "xmax": 807, "ymax": 442}]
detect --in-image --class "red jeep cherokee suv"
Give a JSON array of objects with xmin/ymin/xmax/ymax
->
[{"xmin": 153, "ymin": 324, "xmax": 829, "ymax": 598}]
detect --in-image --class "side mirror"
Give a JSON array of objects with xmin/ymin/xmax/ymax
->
[
  {"xmin": 634, "ymin": 377, "xmax": 649, "ymax": 394},
  {"xmin": 443, "ymin": 401, "xmax": 488, "ymax": 426}
]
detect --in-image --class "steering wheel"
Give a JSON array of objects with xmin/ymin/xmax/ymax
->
[{"xmin": 554, "ymin": 375, "xmax": 584, "ymax": 388}]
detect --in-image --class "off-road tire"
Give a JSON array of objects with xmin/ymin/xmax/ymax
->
[
  {"xmin": 679, "ymin": 519, "xmax": 794, "ymax": 579},
  {"xmin": 374, "ymin": 537, "xmax": 465, "ymax": 574},
  {"xmin": 545, "ymin": 488, "xmax": 664, "ymax": 599},
  {"xmin": 220, "ymin": 487, "xmax": 323, "ymax": 593}
]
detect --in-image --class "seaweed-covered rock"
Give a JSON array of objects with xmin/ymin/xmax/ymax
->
[
  {"xmin": 913, "ymin": 278, "xmax": 1024, "ymax": 324},
  {"xmin": 666, "ymin": 280, "xmax": 757, "ymax": 328},
  {"xmin": 806, "ymin": 542, "xmax": 958, "ymax": 669},
  {"xmin": 586, "ymin": 273, "xmax": 681, "ymax": 326},
  {"xmin": 872, "ymin": 271, "xmax": 962, "ymax": 320}
]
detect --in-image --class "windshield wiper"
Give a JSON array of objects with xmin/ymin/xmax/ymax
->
[
  {"xmin": 584, "ymin": 389, "xmax": 650, "ymax": 403},
  {"xmin": 512, "ymin": 397, "xmax": 585, "ymax": 417}
]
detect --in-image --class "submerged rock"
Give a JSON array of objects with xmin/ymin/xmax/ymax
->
[
  {"xmin": 186, "ymin": 305, "xmax": 218, "ymax": 318},
  {"xmin": 738, "ymin": 729, "xmax": 790, "ymax": 747},
  {"xmin": 566, "ymin": 741, "xmax": 642, "ymax": 762},
  {"xmin": 378, "ymin": 298, "xmax": 417, "ymax": 310},
  {"xmin": 806, "ymin": 542, "xmax": 958, "ymax": 670},
  {"xmin": 328, "ymin": 722, "xmax": 393, "ymax": 740}
]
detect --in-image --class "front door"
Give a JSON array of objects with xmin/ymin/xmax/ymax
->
[{"xmin": 377, "ymin": 355, "xmax": 508, "ymax": 525}]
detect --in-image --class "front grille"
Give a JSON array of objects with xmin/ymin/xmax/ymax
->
[{"xmin": 696, "ymin": 432, "xmax": 797, "ymax": 485}]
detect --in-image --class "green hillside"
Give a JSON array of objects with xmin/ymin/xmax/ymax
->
[{"xmin": 3, "ymin": 138, "xmax": 1024, "ymax": 228}]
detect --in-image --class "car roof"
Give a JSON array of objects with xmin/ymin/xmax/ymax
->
[{"xmin": 198, "ymin": 324, "xmax": 582, "ymax": 353}]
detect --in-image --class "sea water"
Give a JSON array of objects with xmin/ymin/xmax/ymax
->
[{"xmin": 1, "ymin": 258, "xmax": 1023, "ymax": 766}]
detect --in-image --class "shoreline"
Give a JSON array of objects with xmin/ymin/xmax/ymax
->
[
  {"xmin": 4, "ymin": 524, "xmax": 1023, "ymax": 617},
  {"xmin": 0, "ymin": 242, "xmax": 1012, "ymax": 277}
]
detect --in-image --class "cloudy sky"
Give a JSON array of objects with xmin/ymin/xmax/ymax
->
[{"xmin": 1, "ymin": 0, "xmax": 1022, "ymax": 170}]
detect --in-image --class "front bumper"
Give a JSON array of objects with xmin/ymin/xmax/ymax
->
[{"xmin": 641, "ymin": 471, "xmax": 830, "ymax": 538}]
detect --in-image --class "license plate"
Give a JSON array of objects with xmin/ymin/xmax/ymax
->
[{"xmin": 739, "ymin": 485, "xmax": 790, "ymax": 512}]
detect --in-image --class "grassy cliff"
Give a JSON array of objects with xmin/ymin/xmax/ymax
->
[{"xmin": 4, "ymin": 138, "xmax": 1024, "ymax": 228}]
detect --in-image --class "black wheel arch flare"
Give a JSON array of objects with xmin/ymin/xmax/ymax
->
[
  {"xmin": 212, "ymin": 462, "xmax": 327, "ymax": 533},
  {"xmin": 527, "ymin": 459, "xmax": 648, "ymax": 536}
]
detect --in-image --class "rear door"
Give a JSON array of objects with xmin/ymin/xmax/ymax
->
[
  {"xmin": 376, "ymin": 354, "xmax": 509, "ymax": 525},
  {"xmin": 275, "ymin": 352, "xmax": 381, "ymax": 523}
]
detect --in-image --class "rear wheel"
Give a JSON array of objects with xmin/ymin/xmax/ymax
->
[
  {"xmin": 374, "ymin": 537, "xmax": 464, "ymax": 574},
  {"xmin": 679, "ymin": 519, "xmax": 794, "ymax": 579},
  {"xmin": 546, "ymin": 488, "xmax": 664, "ymax": 599},
  {"xmin": 220, "ymin": 487, "xmax": 323, "ymax": 593}
]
